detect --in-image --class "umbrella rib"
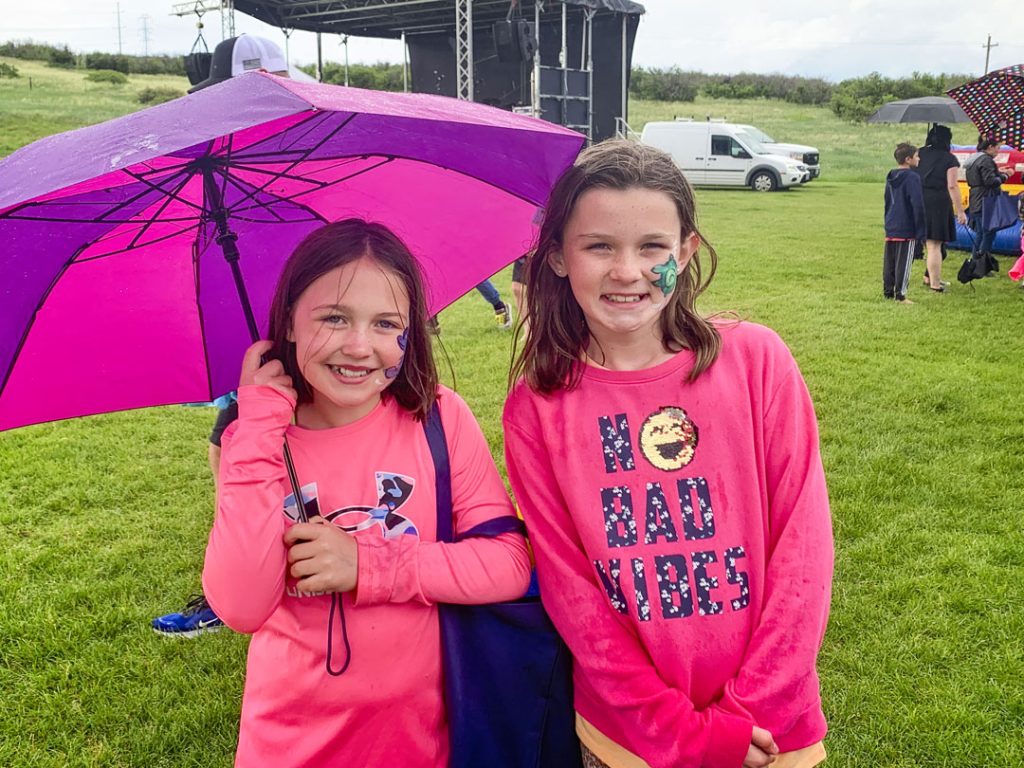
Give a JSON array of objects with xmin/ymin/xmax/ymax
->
[
  {"xmin": 131, "ymin": 157, "xmax": 193, "ymax": 178},
  {"xmin": 191, "ymin": 236, "xmax": 215, "ymax": 401},
  {"xmin": 99, "ymin": 168, "xmax": 200, "ymax": 222},
  {"xmin": 95, "ymin": 168, "xmax": 189, "ymax": 221},
  {"xmin": 0, "ymin": 168, "xmax": 193, "ymax": 224},
  {"xmin": 232, "ymin": 113, "xmax": 359, "ymax": 183},
  {"xmin": 216, "ymin": 167, "xmax": 325, "ymax": 225},
  {"xmin": 215, "ymin": 167, "xmax": 292, "ymax": 224},
  {"xmin": 228, "ymin": 157, "xmax": 395, "ymax": 215},
  {"xmin": 72, "ymin": 223, "xmax": 202, "ymax": 264},
  {"xmin": 0, "ymin": 239, "xmax": 95, "ymax": 401},
  {"xmin": 222, "ymin": 162, "xmax": 332, "ymax": 189},
  {"xmin": 218, "ymin": 114, "xmax": 356, "ymax": 212},
  {"xmin": 0, "ymin": 212, "xmax": 197, "ymax": 224},
  {"xmin": 120, "ymin": 170, "xmax": 196, "ymax": 252},
  {"xmin": 229, "ymin": 110, "xmax": 346, "ymax": 160},
  {"xmin": 267, "ymin": 150, "xmax": 547, "ymax": 208}
]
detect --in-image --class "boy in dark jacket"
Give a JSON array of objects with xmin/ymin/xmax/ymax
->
[{"xmin": 883, "ymin": 142, "xmax": 927, "ymax": 303}]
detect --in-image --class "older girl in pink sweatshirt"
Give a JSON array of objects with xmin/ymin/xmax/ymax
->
[{"xmin": 504, "ymin": 141, "xmax": 833, "ymax": 768}]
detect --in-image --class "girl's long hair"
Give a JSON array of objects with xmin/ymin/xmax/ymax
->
[
  {"xmin": 266, "ymin": 219, "xmax": 437, "ymax": 421},
  {"xmin": 510, "ymin": 139, "xmax": 721, "ymax": 394}
]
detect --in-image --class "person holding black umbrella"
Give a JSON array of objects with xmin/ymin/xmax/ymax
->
[{"xmin": 916, "ymin": 124, "xmax": 968, "ymax": 292}]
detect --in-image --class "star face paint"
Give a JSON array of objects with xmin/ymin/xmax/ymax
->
[
  {"xmin": 383, "ymin": 328, "xmax": 408, "ymax": 380},
  {"xmin": 651, "ymin": 254, "xmax": 678, "ymax": 296}
]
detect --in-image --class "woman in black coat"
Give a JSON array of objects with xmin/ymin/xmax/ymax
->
[
  {"xmin": 916, "ymin": 124, "xmax": 968, "ymax": 292},
  {"xmin": 966, "ymin": 136, "xmax": 1010, "ymax": 272}
]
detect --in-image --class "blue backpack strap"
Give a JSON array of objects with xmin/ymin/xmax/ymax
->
[
  {"xmin": 457, "ymin": 516, "xmax": 526, "ymax": 541},
  {"xmin": 422, "ymin": 402, "xmax": 526, "ymax": 544},
  {"xmin": 423, "ymin": 402, "xmax": 454, "ymax": 544}
]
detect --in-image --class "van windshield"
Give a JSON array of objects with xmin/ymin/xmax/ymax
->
[
  {"xmin": 740, "ymin": 126, "xmax": 775, "ymax": 144},
  {"xmin": 734, "ymin": 131, "xmax": 768, "ymax": 154}
]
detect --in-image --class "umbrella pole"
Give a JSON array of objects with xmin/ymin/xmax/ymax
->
[
  {"xmin": 201, "ymin": 166, "xmax": 312, "ymax": 523},
  {"xmin": 201, "ymin": 168, "xmax": 261, "ymax": 343}
]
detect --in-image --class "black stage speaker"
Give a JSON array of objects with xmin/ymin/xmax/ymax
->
[
  {"xmin": 493, "ymin": 19, "xmax": 537, "ymax": 63},
  {"xmin": 184, "ymin": 52, "xmax": 213, "ymax": 86}
]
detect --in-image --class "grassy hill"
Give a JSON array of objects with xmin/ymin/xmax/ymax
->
[
  {"xmin": 1, "ymin": 58, "xmax": 1022, "ymax": 767},
  {"xmin": 0, "ymin": 57, "xmax": 188, "ymax": 157}
]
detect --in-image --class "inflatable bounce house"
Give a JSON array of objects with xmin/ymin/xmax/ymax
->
[{"xmin": 949, "ymin": 144, "xmax": 1023, "ymax": 256}]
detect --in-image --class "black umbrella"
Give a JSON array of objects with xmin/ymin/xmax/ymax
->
[{"xmin": 867, "ymin": 96, "xmax": 972, "ymax": 125}]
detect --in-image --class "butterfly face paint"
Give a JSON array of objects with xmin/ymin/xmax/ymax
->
[
  {"xmin": 383, "ymin": 328, "xmax": 408, "ymax": 380},
  {"xmin": 651, "ymin": 254, "xmax": 678, "ymax": 297}
]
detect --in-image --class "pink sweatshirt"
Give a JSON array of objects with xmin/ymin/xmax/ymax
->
[
  {"xmin": 204, "ymin": 385, "xmax": 531, "ymax": 768},
  {"xmin": 503, "ymin": 322, "xmax": 833, "ymax": 768}
]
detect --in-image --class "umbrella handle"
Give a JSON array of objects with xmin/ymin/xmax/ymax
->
[
  {"xmin": 202, "ymin": 164, "xmax": 308, "ymax": 522},
  {"xmin": 255, "ymin": 350, "xmax": 309, "ymax": 523},
  {"xmin": 282, "ymin": 438, "xmax": 311, "ymax": 522}
]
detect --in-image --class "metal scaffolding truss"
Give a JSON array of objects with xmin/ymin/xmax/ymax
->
[
  {"xmin": 454, "ymin": 0, "xmax": 473, "ymax": 100},
  {"xmin": 171, "ymin": 0, "xmax": 235, "ymax": 40}
]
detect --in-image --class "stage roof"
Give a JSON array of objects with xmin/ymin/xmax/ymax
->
[{"xmin": 233, "ymin": 0, "xmax": 645, "ymax": 40}]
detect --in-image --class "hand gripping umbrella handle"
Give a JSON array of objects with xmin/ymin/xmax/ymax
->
[{"xmin": 203, "ymin": 165, "xmax": 311, "ymax": 523}]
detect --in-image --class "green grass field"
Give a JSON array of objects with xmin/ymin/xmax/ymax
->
[{"xmin": 2, "ymin": 58, "xmax": 1023, "ymax": 767}]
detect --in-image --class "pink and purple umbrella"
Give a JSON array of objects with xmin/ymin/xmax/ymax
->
[
  {"xmin": 0, "ymin": 72, "xmax": 584, "ymax": 431},
  {"xmin": 947, "ymin": 64, "xmax": 1024, "ymax": 151}
]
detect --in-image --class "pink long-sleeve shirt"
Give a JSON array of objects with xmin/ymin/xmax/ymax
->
[
  {"xmin": 204, "ymin": 385, "xmax": 531, "ymax": 768},
  {"xmin": 503, "ymin": 321, "xmax": 833, "ymax": 768}
]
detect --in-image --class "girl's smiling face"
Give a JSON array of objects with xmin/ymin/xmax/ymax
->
[
  {"xmin": 288, "ymin": 256, "xmax": 409, "ymax": 428},
  {"xmin": 549, "ymin": 186, "xmax": 698, "ymax": 359}
]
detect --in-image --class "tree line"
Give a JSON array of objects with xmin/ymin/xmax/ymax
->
[
  {"xmin": 2, "ymin": 39, "xmax": 974, "ymax": 123},
  {"xmin": 1, "ymin": 39, "xmax": 185, "ymax": 76},
  {"xmin": 630, "ymin": 67, "xmax": 973, "ymax": 122},
  {"xmin": 298, "ymin": 62, "xmax": 405, "ymax": 91}
]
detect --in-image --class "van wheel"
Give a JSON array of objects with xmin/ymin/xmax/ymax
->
[{"xmin": 749, "ymin": 171, "xmax": 778, "ymax": 192}]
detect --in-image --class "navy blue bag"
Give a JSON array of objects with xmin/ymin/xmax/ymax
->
[
  {"xmin": 423, "ymin": 404, "xmax": 581, "ymax": 768},
  {"xmin": 981, "ymin": 191, "xmax": 1019, "ymax": 232}
]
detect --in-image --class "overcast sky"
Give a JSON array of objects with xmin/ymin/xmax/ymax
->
[{"xmin": 7, "ymin": 0, "xmax": 1023, "ymax": 81}]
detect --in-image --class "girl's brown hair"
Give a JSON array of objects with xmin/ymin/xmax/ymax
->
[
  {"xmin": 511, "ymin": 139, "xmax": 721, "ymax": 394},
  {"xmin": 267, "ymin": 219, "xmax": 437, "ymax": 421}
]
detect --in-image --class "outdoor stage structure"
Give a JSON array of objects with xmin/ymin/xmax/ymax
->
[{"xmin": 227, "ymin": 0, "xmax": 645, "ymax": 143}]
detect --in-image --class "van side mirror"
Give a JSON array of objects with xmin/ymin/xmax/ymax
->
[{"xmin": 733, "ymin": 148, "xmax": 751, "ymax": 159}]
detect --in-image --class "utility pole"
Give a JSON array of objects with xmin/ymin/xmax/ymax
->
[
  {"xmin": 140, "ymin": 14, "xmax": 151, "ymax": 56},
  {"xmin": 982, "ymin": 34, "xmax": 999, "ymax": 74},
  {"xmin": 115, "ymin": 3, "xmax": 123, "ymax": 54},
  {"xmin": 342, "ymin": 35, "xmax": 350, "ymax": 86}
]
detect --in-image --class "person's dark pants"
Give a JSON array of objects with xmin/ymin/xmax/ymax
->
[{"xmin": 883, "ymin": 239, "xmax": 915, "ymax": 300}]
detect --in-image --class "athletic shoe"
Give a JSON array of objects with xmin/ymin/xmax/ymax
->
[
  {"xmin": 495, "ymin": 302, "xmax": 512, "ymax": 329},
  {"xmin": 151, "ymin": 594, "xmax": 223, "ymax": 638}
]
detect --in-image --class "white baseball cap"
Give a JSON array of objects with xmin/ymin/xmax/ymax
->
[{"xmin": 188, "ymin": 34, "xmax": 289, "ymax": 93}]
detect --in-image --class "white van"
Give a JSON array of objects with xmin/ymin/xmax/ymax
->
[
  {"xmin": 734, "ymin": 125, "xmax": 821, "ymax": 180},
  {"xmin": 640, "ymin": 119, "xmax": 810, "ymax": 191}
]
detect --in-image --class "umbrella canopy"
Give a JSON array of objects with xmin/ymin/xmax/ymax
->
[
  {"xmin": 947, "ymin": 64, "xmax": 1024, "ymax": 151},
  {"xmin": 866, "ymin": 96, "xmax": 972, "ymax": 124},
  {"xmin": 0, "ymin": 72, "xmax": 585, "ymax": 431}
]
